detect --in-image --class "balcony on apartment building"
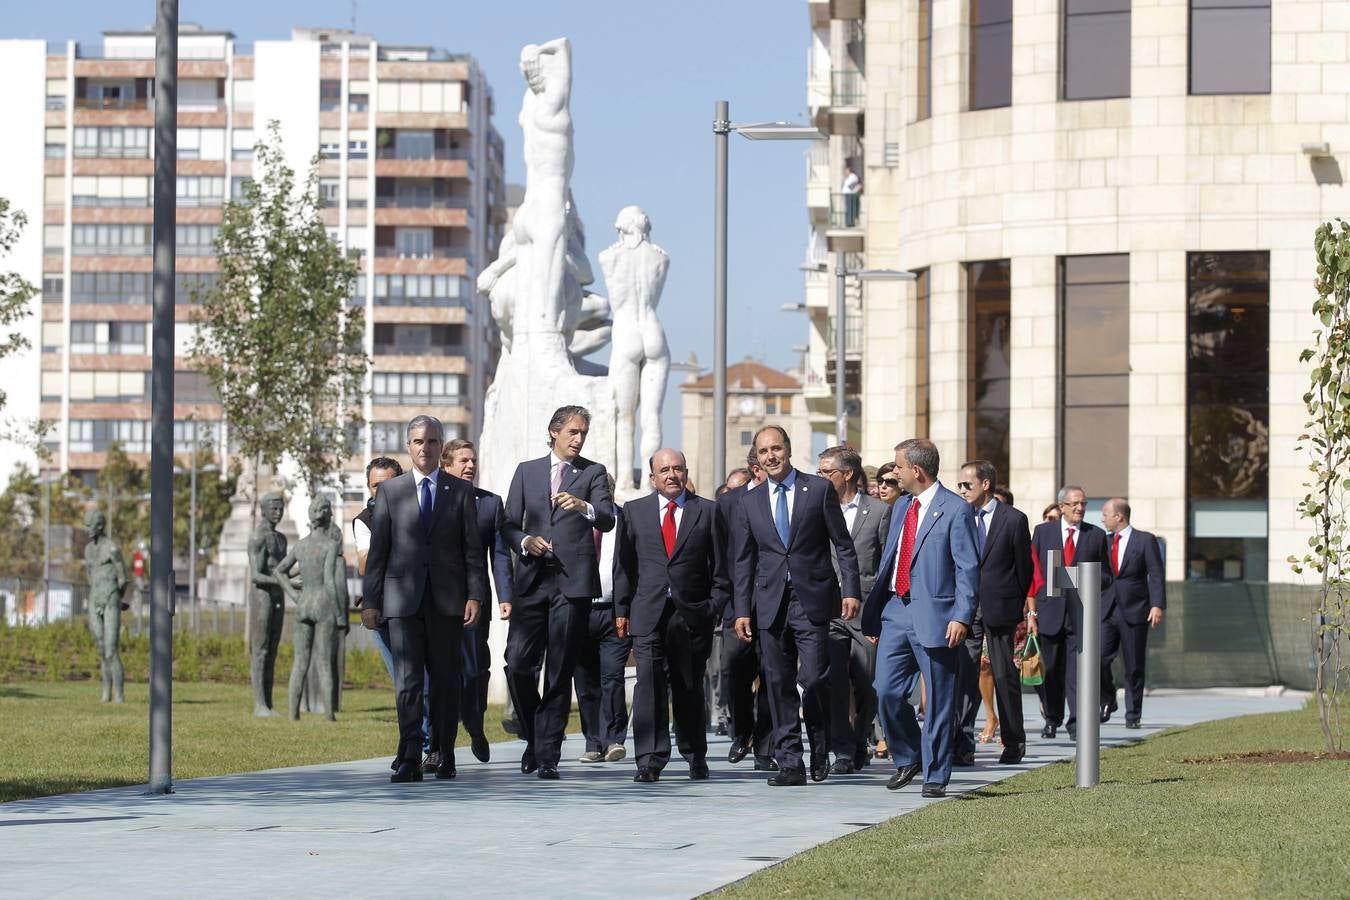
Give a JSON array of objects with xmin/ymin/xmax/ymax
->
[
  {"xmin": 72, "ymin": 77, "xmax": 225, "ymax": 115},
  {"xmin": 372, "ymin": 226, "xmax": 473, "ymax": 265},
  {"xmin": 826, "ymin": 193, "xmax": 864, "ymax": 253},
  {"xmin": 374, "ymin": 128, "xmax": 474, "ymax": 177},
  {"xmin": 372, "ymin": 323, "xmax": 465, "ymax": 358}
]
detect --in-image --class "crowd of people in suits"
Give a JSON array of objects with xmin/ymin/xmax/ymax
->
[{"xmin": 355, "ymin": 406, "xmax": 1166, "ymax": 794}]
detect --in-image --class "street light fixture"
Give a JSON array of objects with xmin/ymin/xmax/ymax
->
[{"xmin": 712, "ymin": 101, "xmax": 826, "ymax": 484}]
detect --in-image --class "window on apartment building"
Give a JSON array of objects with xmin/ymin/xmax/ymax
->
[
  {"xmin": 70, "ymin": 321, "xmax": 147, "ymax": 355},
  {"xmin": 68, "ymin": 419, "xmax": 150, "ymax": 453},
  {"xmin": 42, "ymin": 322, "xmax": 64, "ymax": 353},
  {"xmin": 372, "ymin": 323, "xmax": 464, "ymax": 356},
  {"xmin": 966, "ymin": 259, "xmax": 1011, "ymax": 483},
  {"xmin": 916, "ymin": 0, "xmax": 933, "ymax": 120},
  {"xmin": 44, "ymin": 225, "xmax": 64, "ymax": 255},
  {"xmin": 371, "ymin": 422, "xmax": 404, "ymax": 453},
  {"xmin": 177, "ymin": 128, "xmax": 225, "ymax": 161},
  {"xmin": 348, "ymin": 138, "xmax": 369, "ymax": 160},
  {"xmin": 395, "ymin": 130, "xmax": 436, "ymax": 160},
  {"xmin": 740, "ymin": 430, "xmax": 753, "ymax": 446},
  {"xmin": 72, "ymin": 224, "xmax": 152, "ymax": 256},
  {"xmin": 45, "ymin": 127, "xmax": 67, "ymax": 159},
  {"xmin": 393, "ymin": 228, "xmax": 434, "ymax": 258},
  {"xmin": 349, "ymin": 80, "xmax": 371, "ymax": 111},
  {"xmin": 42, "ymin": 277, "xmax": 63, "ymax": 305},
  {"xmin": 176, "ymin": 272, "xmax": 219, "ymax": 304},
  {"xmin": 373, "ymin": 274, "xmax": 466, "ymax": 307},
  {"xmin": 372, "ymin": 372, "xmax": 462, "ymax": 405},
  {"xmin": 72, "ymin": 176, "xmax": 151, "ymax": 208},
  {"xmin": 914, "ymin": 268, "xmax": 931, "ymax": 438},
  {"xmin": 68, "ymin": 371, "xmax": 149, "ymax": 402},
  {"xmin": 1190, "ymin": 0, "xmax": 1271, "ymax": 95},
  {"xmin": 175, "ymin": 224, "xmax": 220, "ymax": 256},
  {"xmin": 174, "ymin": 371, "xmax": 219, "ymax": 404},
  {"xmin": 231, "ymin": 129, "xmax": 255, "ymax": 160},
  {"xmin": 318, "ymin": 178, "xmax": 340, "ymax": 208},
  {"xmin": 230, "ymin": 176, "xmax": 254, "ymax": 201},
  {"xmin": 320, "ymin": 79, "xmax": 341, "ymax": 111},
  {"xmin": 179, "ymin": 78, "xmax": 221, "ymax": 112},
  {"xmin": 1186, "ymin": 251, "xmax": 1269, "ymax": 581},
  {"xmin": 970, "ymin": 0, "xmax": 1013, "ymax": 110},
  {"xmin": 74, "ymin": 127, "xmax": 151, "ymax": 159},
  {"xmin": 177, "ymin": 176, "xmax": 225, "ymax": 206},
  {"xmin": 174, "ymin": 419, "xmax": 220, "ymax": 453},
  {"xmin": 1059, "ymin": 254, "xmax": 1130, "ymax": 499},
  {"xmin": 72, "ymin": 272, "xmax": 151, "ymax": 305},
  {"xmin": 319, "ymin": 129, "xmax": 342, "ymax": 159},
  {"xmin": 1063, "ymin": 0, "xmax": 1131, "ymax": 100}
]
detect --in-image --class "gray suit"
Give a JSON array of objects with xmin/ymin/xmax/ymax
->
[
  {"xmin": 362, "ymin": 469, "xmax": 487, "ymax": 764},
  {"xmin": 827, "ymin": 493, "xmax": 891, "ymax": 763}
]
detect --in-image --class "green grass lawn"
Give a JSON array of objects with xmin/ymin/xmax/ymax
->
[
  {"xmin": 719, "ymin": 704, "xmax": 1350, "ymax": 899},
  {"xmin": 1, "ymin": 681, "xmax": 559, "ymax": 804}
]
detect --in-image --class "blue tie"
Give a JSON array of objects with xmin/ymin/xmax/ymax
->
[
  {"xmin": 976, "ymin": 508, "xmax": 988, "ymax": 556},
  {"xmin": 774, "ymin": 482, "xmax": 790, "ymax": 547},
  {"xmin": 420, "ymin": 475, "xmax": 434, "ymax": 530}
]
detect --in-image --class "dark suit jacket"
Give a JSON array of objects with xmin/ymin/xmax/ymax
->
[
  {"xmin": 1103, "ymin": 528, "xmax": 1166, "ymax": 624},
  {"xmin": 838, "ymin": 493, "xmax": 891, "ymax": 599},
  {"xmin": 614, "ymin": 491, "xmax": 718, "ymax": 637},
  {"xmin": 861, "ymin": 484, "xmax": 979, "ymax": 647},
  {"xmin": 472, "ymin": 486, "xmax": 515, "ymax": 618},
  {"xmin": 362, "ymin": 469, "xmax": 488, "ymax": 618},
  {"xmin": 712, "ymin": 483, "xmax": 749, "ymax": 626},
  {"xmin": 1030, "ymin": 519, "xmax": 1113, "ymax": 636},
  {"xmin": 733, "ymin": 470, "xmax": 861, "ymax": 628},
  {"xmin": 975, "ymin": 501, "xmax": 1034, "ymax": 629},
  {"xmin": 502, "ymin": 454, "xmax": 615, "ymax": 600}
]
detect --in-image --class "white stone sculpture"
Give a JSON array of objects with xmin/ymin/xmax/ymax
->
[{"xmin": 600, "ymin": 206, "xmax": 670, "ymax": 491}]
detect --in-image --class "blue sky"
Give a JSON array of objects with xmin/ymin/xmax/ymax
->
[{"xmin": 6, "ymin": 0, "xmax": 814, "ymax": 453}]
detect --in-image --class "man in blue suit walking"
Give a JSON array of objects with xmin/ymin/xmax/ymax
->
[{"xmin": 862, "ymin": 438, "xmax": 979, "ymax": 798}]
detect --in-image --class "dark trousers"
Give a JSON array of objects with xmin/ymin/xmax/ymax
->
[
  {"xmin": 827, "ymin": 617, "xmax": 877, "ymax": 764},
  {"xmin": 721, "ymin": 623, "xmax": 773, "ymax": 759},
  {"xmin": 954, "ymin": 618, "xmax": 986, "ymax": 758},
  {"xmin": 1036, "ymin": 628, "xmax": 1069, "ymax": 727},
  {"xmin": 633, "ymin": 604, "xmax": 713, "ymax": 771},
  {"xmin": 505, "ymin": 572, "xmax": 589, "ymax": 767},
  {"xmin": 458, "ymin": 625, "xmax": 486, "ymax": 741},
  {"xmin": 758, "ymin": 586, "xmax": 830, "ymax": 774},
  {"xmin": 573, "ymin": 604, "xmax": 632, "ymax": 753},
  {"xmin": 874, "ymin": 596, "xmax": 960, "ymax": 787},
  {"xmin": 985, "ymin": 623, "xmax": 1026, "ymax": 747},
  {"xmin": 388, "ymin": 594, "xmax": 464, "ymax": 765},
  {"xmin": 1102, "ymin": 607, "xmax": 1149, "ymax": 724}
]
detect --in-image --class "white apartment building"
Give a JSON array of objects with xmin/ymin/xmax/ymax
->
[
  {"xmin": 0, "ymin": 24, "xmax": 505, "ymax": 495},
  {"xmin": 804, "ymin": 0, "xmax": 1348, "ymax": 585}
]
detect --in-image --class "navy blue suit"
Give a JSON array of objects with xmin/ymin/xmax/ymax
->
[
  {"xmin": 714, "ymin": 484, "xmax": 773, "ymax": 762},
  {"xmin": 863, "ymin": 483, "xmax": 979, "ymax": 788},
  {"xmin": 501, "ymin": 454, "xmax": 615, "ymax": 768},
  {"xmin": 1101, "ymin": 528, "xmax": 1165, "ymax": 725},
  {"xmin": 734, "ymin": 470, "xmax": 861, "ymax": 774}
]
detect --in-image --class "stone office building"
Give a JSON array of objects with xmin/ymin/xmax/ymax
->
[{"xmin": 805, "ymin": 0, "xmax": 1348, "ymax": 584}]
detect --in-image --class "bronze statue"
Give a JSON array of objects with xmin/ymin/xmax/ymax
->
[
  {"xmin": 248, "ymin": 491, "xmax": 288, "ymax": 716},
  {"xmin": 83, "ymin": 508, "xmax": 127, "ymax": 703},
  {"xmin": 275, "ymin": 495, "xmax": 349, "ymax": 721}
]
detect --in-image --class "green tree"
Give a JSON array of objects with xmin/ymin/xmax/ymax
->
[
  {"xmin": 96, "ymin": 443, "xmax": 149, "ymax": 563},
  {"xmin": 189, "ymin": 120, "xmax": 367, "ymax": 496},
  {"xmin": 1291, "ymin": 219, "xmax": 1350, "ymax": 753},
  {"xmin": 171, "ymin": 448, "xmax": 241, "ymax": 584},
  {"xmin": 0, "ymin": 465, "xmax": 90, "ymax": 584},
  {"xmin": 0, "ymin": 197, "xmax": 46, "ymax": 450}
]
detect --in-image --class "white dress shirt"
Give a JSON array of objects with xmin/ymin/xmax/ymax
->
[
  {"xmin": 658, "ymin": 490, "xmax": 688, "ymax": 531},
  {"xmin": 890, "ymin": 480, "xmax": 942, "ymax": 591},
  {"xmin": 1110, "ymin": 524, "xmax": 1133, "ymax": 565},
  {"xmin": 597, "ymin": 513, "xmax": 617, "ymax": 603},
  {"xmin": 841, "ymin": 170, "xmax": 860, "ymax": 195},
  {"xmin": 1060, "ymin": 515, "xmax": 1080, "ymax": 550},
  {"xmin": 840, "ymin": 493, "xmax": 861, "ymax": 532}
]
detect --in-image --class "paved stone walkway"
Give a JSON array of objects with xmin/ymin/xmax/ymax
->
[{"xmin": 2, "ymin": 689, "xmax": 1302, "ymax": 899}]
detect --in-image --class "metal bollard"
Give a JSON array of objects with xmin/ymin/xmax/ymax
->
[{"xmin": 1045, "ymin": 551, "xmax": 1101, "ymax": 788}]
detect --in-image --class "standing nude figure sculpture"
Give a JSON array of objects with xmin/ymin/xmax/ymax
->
[
  {"xmin": 600, "ymin": 206, "xmax": 670, "ymax": 488},
  {"xmin": 83, "ymin": 509, "xmax": 127, "ymax": 703},
  {"xmin": 275, "ymin": 495, "xmax": 349, "ymax": 721},
  {"xmin": 248, "ymin": 491, "xmax": 288, "ymax": 716}
]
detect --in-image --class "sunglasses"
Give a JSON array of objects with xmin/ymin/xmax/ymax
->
[
  {"xmin": 880, "ymin": 478, "xmax": 900, "ymax": 487},
  {"xmin": 956, "ymin": 481, "xmax": 974, "ymax": 491}
]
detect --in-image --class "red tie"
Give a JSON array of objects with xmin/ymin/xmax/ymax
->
[
  {"xmin": 1065, "ymin": 527, "xmax": 1076, "ymax": 567},
  {"xmin": 1111, "ymin": 532, "xmax": 1120, "ymax": 575},
  {"xmin": 662, "ymin": 500, "xmax": 678, "ymax": 557},
  {"xmin": 892, "ymin": 499, "xmax": 920, "ymax": 597}
]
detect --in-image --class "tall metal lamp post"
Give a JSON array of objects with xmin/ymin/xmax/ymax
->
[{"xmin": 711, "ymin": 102, "xmax": 825, "ymax": 482}]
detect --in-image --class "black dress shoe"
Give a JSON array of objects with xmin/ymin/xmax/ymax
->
[
  {"xmin": 1066, "ymin": 725, "xmax": 1077, "ymax": 740},
  {"xmin": 1100, "ymin": 698, "xmax": 1118, "ymax": 724},
  {"xmin": 390, "ymin": 761, "xmax": 423, "ymax": 783},
  {"xmin": 521, "ymin": 750, "xmax": 539, "ymax": 775},
  {"xmin": 998, "ymin": 744, "xmax": 1025, "ymax": 765},
  {"xmin": 767, "ymin": 768, "xmax": 807, "ymax": 786},
  {"xmin": 689, "ymin": 760, "xmax": 710, "ymax": 780},
  {"xmin": 633, "ymin": 767, "xmax": 660, "ymax": 783},
  {"xmin": 435, "ymin": 759, "xmax": 457, "ymax": 780},
  {"xmin": 537, "ymin": 764, "xmax": 560, "ymax": 780},
  {"xmin": 727, "ymin": 738, "xmax": 750, "ymax": 765},
  {"xmin": 921, "ymin": 783, "xmax": 947, "ymax": 798},
  {"xmin": 810, "ymin": 756, "xmax": 830, "ymax": 783},
  {"xmin": 471, "ymin": 734, "xmax": 491, "ymax": 763},
  {"xmin": 1041, "ymin": 724, "xmax": 1057, "ymax": 739},
  {"xmin": 954, "ymin": 752, "xmax": 976, "ymax": 767},
  {"xmin": 887, "ymin": 763, "xmax": 922, "ymax": 791},
  {"xmin": 753, "ymin": 756, "xmax": 779, "ymax": 771},
  {"xmin": 829, "ymin": 759, "xmax": 856, "ymax": 775},
  {"xmin": 1125, "ymin": 721, "xmax": 1141, "ymax": 730}
]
